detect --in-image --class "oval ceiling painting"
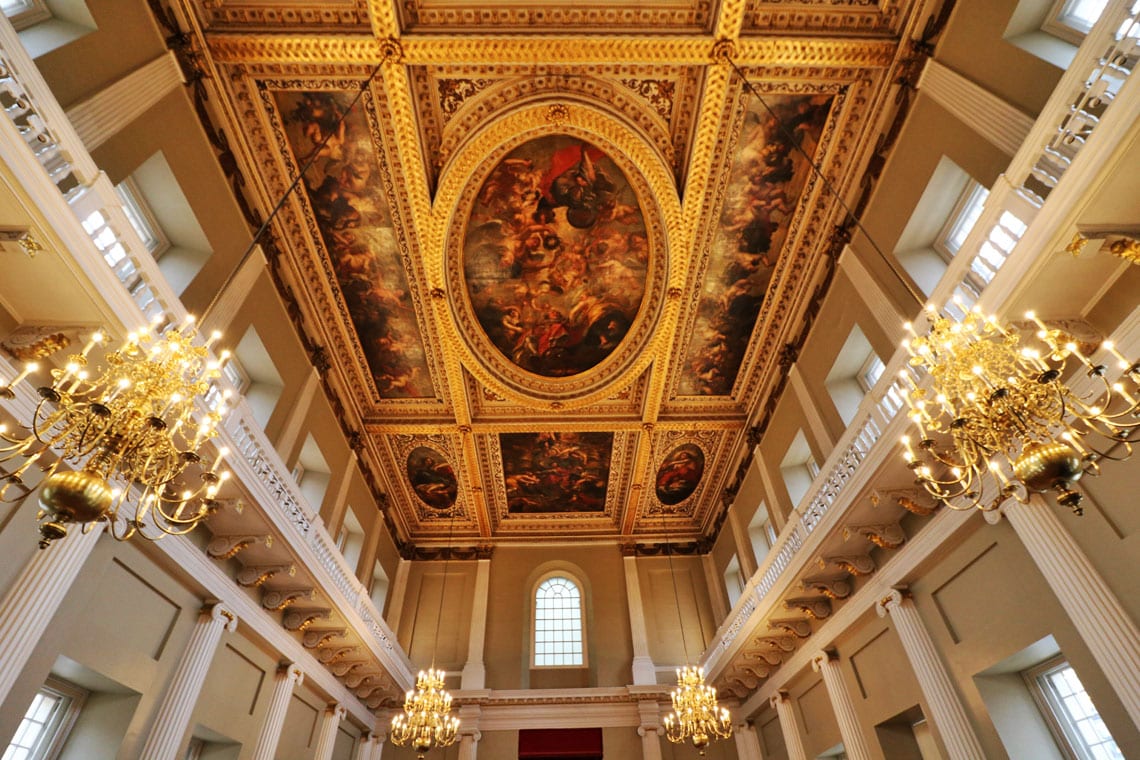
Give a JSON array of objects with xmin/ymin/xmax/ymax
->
[
  {"xmin": 406, "ymin": 446, "xmax": 458, "ymax": 510},
  {"xmin": 463, "ymin": 135, "xmax": 650, "ymax": 378},
  {"xmin": 655, "ymin": 443, "xmax": 706, "ymax": 506}
]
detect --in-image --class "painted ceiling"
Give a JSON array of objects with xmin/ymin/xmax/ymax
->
[{"xmin": 174, "ymin": 0, "xmax": 933, "ymax": 552}]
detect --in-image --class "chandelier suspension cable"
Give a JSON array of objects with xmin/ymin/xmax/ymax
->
[
  {"xmin": 430, "ymin": 508, "xmax": 459, "ymax": 670},
  {"xmin": 724, "ymin": 56, "xmax": 926, "ymax": 310},
  {"xmin": 662, "ymin": 508, "xmax": 690, "ymax": 662},
  {"xmin": 389, "ymin": 509, "xmax": 461, "ymax": 758},
  {"xmin": 718, "ymin": 58, "xmax": 1140, "ymax": 517},
  {"xmin": 0, "ymin": 63, "xmax": 385, "ymax": 550},
  {"xmin": 659, "ymin": 507, "xmax": 732, "ymax": 755},
  {"xmin": 199, "ymin": 60, "xmax": 385, "ymax": 324}
]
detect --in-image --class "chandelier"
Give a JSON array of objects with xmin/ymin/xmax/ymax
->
[
  {"xmin": 390, "ymin": 510, "xmax": 460, "ymax": 757},
  {"xmin": 389, "ymin": 667, "xmax": 460, "ymax": 758},
  {"xmin": 0, "ymin": 318, "xmax": 232, "ymax": 548},
  {"xmin": 664, "ymin": 665, "xmax": 732, "ymax": 754},
  {"xmin": 901, "ymin": 305, "xmax": 1139, "ymax": 515}
]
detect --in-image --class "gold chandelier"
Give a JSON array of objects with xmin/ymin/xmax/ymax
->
[
  {"xmin": 664, "ymin": 665, "xmax": 732, "ymax": 754},
  {"xmin": 0, "ymin": 317, "xmax": 232, "ymax": 548},
  {"xmin": 389, "ymin": 667, "xmax": 460, "ymax": 758},
  {"xmin": 390, "ymin": 508, "xmax": 461, "ymax": 757},
  {"xmin": 901, "ymin": 305, "xmax": 1139, "ymax": 515}
]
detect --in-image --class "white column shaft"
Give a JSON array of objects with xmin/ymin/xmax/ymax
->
[
  {"xmin": 879, "ymin": 593, "xmax": 985, "ymax": 759},
  {"xmin": 0, "ymin": 525, "xmax": 101, "ymax": 704},
  {"xmin": 461, "ymin": 559, "xmax": 490, "ymax": 689},
  {"xmin": 733, "ymin": 721, "xmax": 766, "ymax": 760},
  {"xmin": 1004, "ymin": 498, "xmax": 1140, "ymax": 728},
  {"xmin": 139, "ymin": 605, "xmax": 238, "ymax": 760},
  {"xmin": 812, "ymin": 654, "xmax": 874, "ymax": 760},
  {"xmin": 384, "ymin": 558, "xmax": 411, "ymax": 633},
  {"xmin": 65, "ymin": 52, "xmax": 184, "ymax": 152},
  {"xmin": 250, "ymin": 665, "xmax": 304, "ymax": 760},
  {"xmin": 772, "ymin": 694, "xmax": 808, "ymax": 760},
  {"xmin": 458, "ymin": 733, "xmax": 478, "ymax": 760},
  {"xmin": 639, "ymin": 728, "xmax": 663, "ymax": 760},
  {"xmin": 624, "ymin": 556, "xmax": 656, "ymax": 684},
  {"xmin": 312, "ymin": 705, "xmax": 345, "ymax": 760}
]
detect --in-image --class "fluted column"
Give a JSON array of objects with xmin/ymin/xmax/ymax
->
[
  {"xmin": 998, "ymin": 497, "xmax": 1140, "ymax": 728},
  {"xmin": 457, "ymin": 729, "xmax": 481, "ymax": 760},
  {"xmin": 877, "ymin": 590, "xmax": 986, "ymax": 759},
  {"xmin": 313, "ymin": 704, "xmax": 346, "ymax": 760},
  {"xmin": 770, "ymin": 692, "xmax": 808, "ymax": 760},
  {"xmin": 352, "ymin": 733, "xmax": 373, "ymax": 760},
  {"xmin": 637, "ymin": 700, "xmax": 664, "ymax": 760},
  {"xmin": 138, "ymin": 604, "xmax": 239, "ymax": 760},
  {"xmin": 64, "ymin": 52, "xmax": 184, "ymax": 151},
  {"xmin": 0, "ymin": 524, "xmax": 102, "ymax": 704},
  {"xmin": 250, "ymin": 663, "xmax": 304, "ymax": 760},
  {"xmin": 811, "ymin": 651, "xmax": 874, "ymax": 760},
  {"xmin": 733, "ymin": 719, "xmax": 766, "ymax": 760}
]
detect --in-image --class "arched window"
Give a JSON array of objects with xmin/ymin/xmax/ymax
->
[{"xmin": 533, "ymin": 575, "xmax": 585, "ymax": 667}]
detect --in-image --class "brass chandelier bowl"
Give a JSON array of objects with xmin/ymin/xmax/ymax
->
[
  {"xmin": 900, "ymin": 306, "xmax": 1139, "ymax": 515},
  {"xmin": 0, "ymin": 319, "xmax": 232, "ymax": 547}
]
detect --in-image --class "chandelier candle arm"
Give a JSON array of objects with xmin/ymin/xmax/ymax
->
[
  {"xmin": 0, "ymin": 317, "xmax": 236, "ymax": 547},
  {"xmin": 900, "ymin": 303, "xmax": 1140, "ymax": 516}
]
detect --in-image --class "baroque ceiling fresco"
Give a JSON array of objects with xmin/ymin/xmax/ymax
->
[{"xmin": 169, "ymin": 0, "xmax": 942, "ymax": 553}]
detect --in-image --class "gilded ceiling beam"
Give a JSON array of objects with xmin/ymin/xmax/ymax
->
[
  {"xmin": 204, "ymin": 34, "xmax": 898, "ymax": 70},
  {"xmin": 361, "ymin": 419, "xmax": 744, "ymax": 435},
  {"xmin": 367, "ymin": 0, "xmax": 400, "ymax": 39}
]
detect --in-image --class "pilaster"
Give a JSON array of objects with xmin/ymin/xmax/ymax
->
[
  {"xmin": 249, "ymin": 663, "xmax": 304, "ymax": 760},
  {"xmin": 811, "ymin": 651, "xmax": 874, "ymax": 760},
  {"xmin": 877, "ymin": 589, "xmax": 985, "ymax": 759},
  {"xmin": 138, "ymin": 604, "xmax": 239, "ymax": 760},
  {"xmin": 770, "ymin": 691, "xmax": 808, "ymax": 760},
  {"xmin": 0, "ymin": 524, "xmax": 102, "ymax": 705}
]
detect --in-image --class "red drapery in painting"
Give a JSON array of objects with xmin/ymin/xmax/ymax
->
[{"xmin": 518, "ymin": 727, "xmax": 604, "ymax": 760}]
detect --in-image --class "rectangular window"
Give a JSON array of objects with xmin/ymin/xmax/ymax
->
[
  {"xmin": 857, "ymin": 354, "xmax": 886, "ymax": 393},
  {"xmin": 1025, "ymin": 657, "xmax": 1124, "ymax": 760},
  {"xmin": 1051, "ymin": 0, "xmax": 1110, "ymax": 35},
  {"xmin": 0, "ymin": 0, "xmax": 50, "ymax": 30},
  {"xmin": 3, "ymin": 679, "xmax": 86, "ymax": 760},
  {"xmin": 115, "ymin": 178, "xmax": 170, "ymax": 257},
  {"xmin": 938, "ymin": 183, "xmax": 990, "ymax": 257}
]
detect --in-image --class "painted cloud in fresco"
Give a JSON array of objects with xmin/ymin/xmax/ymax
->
[
  {"xmin": 464, "ymin": 136, "xmax": 649, "ymax": 378},
  {"xmin": 276, "ymin": 90, "xmax": 435, "ymax": 399},
  {"xmin": 679, "ymin": 94, "xmax": 833, "ymax": 396},
  {"xmin": 500, "ymin": 432, "xmax": 613, "ymax": 513}
]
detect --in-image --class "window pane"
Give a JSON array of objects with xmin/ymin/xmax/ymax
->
[{"xmin": 534, "ymin": 576, "xmax": 584, "ymax": 666}]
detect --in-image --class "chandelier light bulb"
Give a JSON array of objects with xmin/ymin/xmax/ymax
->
[
  {"xmin": 900, "ymin": 307, "xmax": 1139, "ymax": 516},
  {"xmin": 0, "ymin": 322, "xmax": 233, "ymax": 547}
]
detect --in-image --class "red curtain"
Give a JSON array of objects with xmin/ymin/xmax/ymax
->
[{"xmin": 518, "ymin": 728, "xmax": 603, "ymax": 759}]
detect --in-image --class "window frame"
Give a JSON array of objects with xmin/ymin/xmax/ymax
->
[
  {"xmin": 114, "ymin": 177, "xmax": 171, "ymax": 258},
  {"xmin": 1042, "ymin": 0, "xmax": 1110, "ymax": 43},
  {"xmin": 1, "ymin": 0, "xmax": 51, "ymax": 31},
  {"xmin": 4, "ymin": 677, "xmax": 87, "ymax": 760},
  {"xmin": 531, "ymin": 572, "xmax": 587, "ymax": 669},
  {"xmin": 1023, "ymin": 656, "xmax": 1124, "ymax": 760},
  {"xmin": 933, "ymin": 181, "xmax": 990, "ymax": 261}
]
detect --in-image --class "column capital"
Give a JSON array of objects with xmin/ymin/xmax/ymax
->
[
  {"xmin": 874, "ymin": 587, "xmax": 909, "ymax": 618},
  {"xmin": 278, "ymin": 662, "xmax": 305, "ymax": 686},
  {"xmin": 769, "ymin": 689, "xmax": 791, "ymax": 709},
  {"xmin": 326, "ymin": 703, "xmax": 347, "ymax": 721},
  {"xmin": 461, "ymin": 729, "xmax": 482, "ymax": 742},
  {"xmin": 810, "ymin": 649, "xmax": 837, "ymax": 672},
  {"xmin": 205, "ymin": 602, "xmax": 240, "ymax": 632}
]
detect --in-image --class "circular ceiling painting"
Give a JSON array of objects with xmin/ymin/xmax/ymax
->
[
  {"xmin": 655, "ymin": 443, "xmax": 705, "ymax": 506},
  {"xmin": 406, "ymin": 446, "xmax": 458, "ymax": 509},
  {"xmin": 462, "ymin": 135, "xmax": 650, "ymax": 378}
]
